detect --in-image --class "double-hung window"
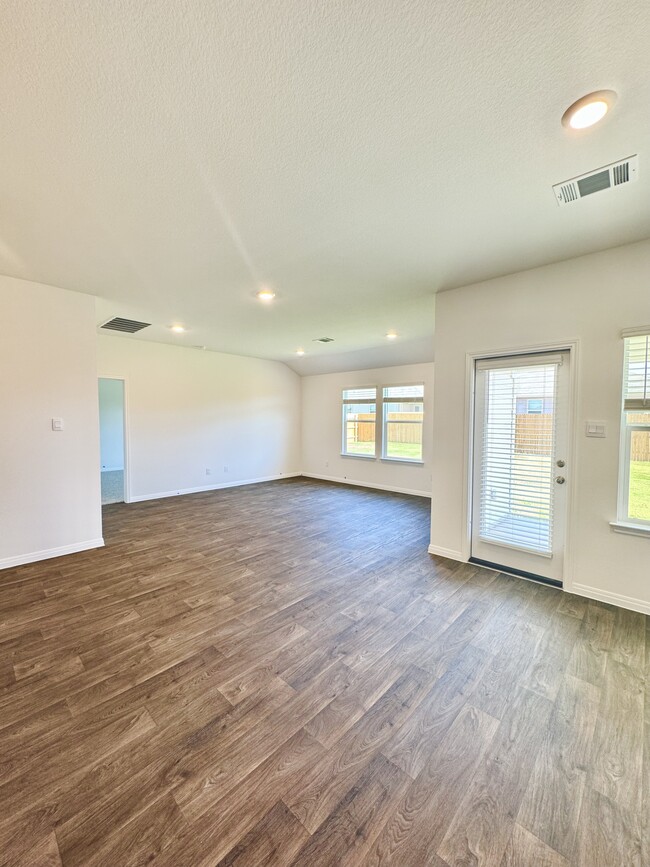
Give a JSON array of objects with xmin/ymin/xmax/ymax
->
[
  {"xmin": 341, "ymin": 383, "xmax": 424, "ymax": 461},
  {"xmin": 618, "ymin": 332, "xmax": 650, "ymax": 528},
  {"xmin": 382, "ymin": 385, "xmax": 424, "ymax": 461},
  {"xmin": 342, "ymin": 388, "xmax": 377, "ymax": 457}
]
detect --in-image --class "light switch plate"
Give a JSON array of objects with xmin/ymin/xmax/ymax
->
[
  {"xmin": 585, "ymin": 421, "xmax": 606, "ymax": 438},
  {"xmin": 51, "ymin": 417, "xmax": 64, "ymax": 431}
]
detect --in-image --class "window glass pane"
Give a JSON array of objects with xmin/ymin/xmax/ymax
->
[
  {"xmin": 628, "ymin": 429, "xmax": 650, "ymax": 522},
  {"xmin": 343, "ymin": 387, "xmax": 376, "ymax": 401},
  {"xmin": 383, "ymin": 401, "xmax": 423, "ymax": 460},
  {"xmin": 343, "ymin": 403, "xmax": 376, "ymax": 455},
  {"xmin": 383, "ymin": 384, "xmax": 424, "ymax": 400},
  {"xmin": 480, "ymin": 364, "xmax": 557, "ymax": 554},
  {"xmin": 626, "ymin": 411, "xmax": 650, "ymax": 425}
]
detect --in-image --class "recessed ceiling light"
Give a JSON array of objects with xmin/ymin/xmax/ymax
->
[
  {"xmin": 256, "ymin": 288, "xmax": 276, "ymax": 302},
  {"xmin": 170, "ymin": 324, "xmax": 186, "ymax": 333},
  {"xmin": 296, "ymin": 349, "xmax": 305, "ymax": 356},
  {"xmin": 386, "ymin": 332, "xmax": 398, "ymax": 340},
  {"xmin": 562, "ymin": 90, "xmax": 617, "ymax": 130}
]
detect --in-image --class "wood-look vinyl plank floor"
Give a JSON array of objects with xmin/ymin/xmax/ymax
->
[{"xmin": 0, "ymin": 477, "xmax": 647, "ymax": 866}]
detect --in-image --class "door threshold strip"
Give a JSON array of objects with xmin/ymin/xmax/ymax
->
[{"xmin": 469, "ymin": 557, "xmax": 562, "ymax": 589}]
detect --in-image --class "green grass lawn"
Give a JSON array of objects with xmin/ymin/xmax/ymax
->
[
  {"xmin": 385, "ymin": 442, "xmax": 422, "ymax": 460},
  {"xmin": 346, "ymin": 440, "xmax": 422, "ymax": 459},
  {"xmin": 629, "ymin": 461, "xmax": 650, "ymax": 521},
  {"xmin": 346, "ymin": 440, "xmax": 375, "ymax": 456}
]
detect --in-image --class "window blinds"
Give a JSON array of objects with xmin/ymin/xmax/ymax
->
[
  {"xmin": 383, "ymin": 384, "xmax": 424, "ymax": 400},
  {"xmin": 623, "ymin": 334, "xmax": 650, "ymax": 410},
  {"xmin": 479, "ymin": 361, "xmax": 559, "ymax": 554},
  {"xmin": 342, "ymin": 387, "xmax": 376, "ymax": 402}
]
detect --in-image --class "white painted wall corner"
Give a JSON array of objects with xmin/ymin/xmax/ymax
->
[{"xmin": 427, "ymin": 543, "xmax": 467, "ymax": 562}]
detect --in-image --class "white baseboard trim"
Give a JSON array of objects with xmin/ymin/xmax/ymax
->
[
  {"xmin": 129, "ymin": 472, "xmax": 302, "ymax": 503},
  {"xmin": 0, "ymin": 538, "xmax": 105, "ymax": 571},
  {"xmin": 427, "ymin": 544, "xmax": 467, "ymax": 562},
  {"xmin": 570, "ymin": 582, "xmax": 650, "ymax": 616},
  {"xmin": 301, "ymin": 473, "xmax": 432, "ymax": 499}
]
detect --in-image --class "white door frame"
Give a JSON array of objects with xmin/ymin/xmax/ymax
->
[
  {"xmin": 461, "ymin": 339, "xmax": 580, "ymax": 592},
  {"xmin": 98, "ymin": 375, "xmax": 132, "ymax": 504}
]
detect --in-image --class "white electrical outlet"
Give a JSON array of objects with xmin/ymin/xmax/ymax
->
[{"xmin": 206, "ymin": 468, "xmax": 212, "ymax": 475}]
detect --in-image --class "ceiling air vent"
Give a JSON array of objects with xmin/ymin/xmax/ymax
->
[
  {"xmin": 100, "ymin": 317, "xmax": 151, "ymax": 334},
  {"xmin": 553, "ymin": 155, "xmax": 638, "ymax": 206},
  {"xmin": 313, "ymin": 337, "xmax": 335, "ymax": 343}
]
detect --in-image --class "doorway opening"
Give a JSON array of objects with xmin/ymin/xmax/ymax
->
[{"xmin": 98, "ymin": 378, "xmax": 126, "ymax": 505}]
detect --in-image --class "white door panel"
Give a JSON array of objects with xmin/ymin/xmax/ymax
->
[{"xmin": 471, "ymin": 351, "xmax": 570, "ymax": 584}]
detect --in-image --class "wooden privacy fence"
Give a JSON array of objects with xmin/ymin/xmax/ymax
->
[
  {"xmin": 348, "ymin": 413, "xmax": 422, "ymax": 444},
  {"xmin": 630, "ymin": 430, "xmax": 650, "ymax": 462},
  {"xmin": 515, "ymin": 414, "xmax": 553, "ymax": 456},
  {"xmin": 516, "ymin": 414, "xmax": 650, "ymax": 460}
]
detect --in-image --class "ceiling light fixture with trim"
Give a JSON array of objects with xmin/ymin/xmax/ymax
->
[
  {"xmin": 170, "ymin": 324, "xmax": 187, "ymax": 333},
  {"xmin": 256, "ymin": 287, "xmax": 276, "ymax": 302},
  {"xmin": 296, "ymin": 349, "xmax": 305, "ymax": 356},
  {"xmin": 562, "ymin": 90, "xmax": 617, "ymax": 130},
  {"xmin": 386, "ymin": 332, "xmax": 398, "ymax": 340}
]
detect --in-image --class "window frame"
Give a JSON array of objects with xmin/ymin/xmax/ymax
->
[
  {"xmin": 617, "ymin": 417, "xmax": 650, "ymax": 529},
  {"xmin": 381, "ymin": 384, "xmax": 425, "ymax": 463},
  {"xmin": 340, "ymin": 382, "xmax": 425, "ymax": 464},
  {"xmin": 341, "ymin": 387, "xmax": 378, "ymax": 459},
  {"xmin": 615, "ymin": 331, "xmax": 650, "ymax": 533}
]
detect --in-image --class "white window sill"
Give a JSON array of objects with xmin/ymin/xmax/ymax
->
[
  {"xmin": 340, "ymin": 453, "xmax": 376, "ymax": 460},
  {"xmin": 381, "ymin": 457, "xmax": 424, "ymax": 465},
  {"xmin": 609, "ymin": 521, "xmax": 650, "ymax": 538}
]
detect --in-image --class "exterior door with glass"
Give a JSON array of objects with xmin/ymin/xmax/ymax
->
[{"xmin": 471, "ymin": 351, "xmax": 570, "ymax": 584}]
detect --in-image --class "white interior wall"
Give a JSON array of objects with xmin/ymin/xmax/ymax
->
[
  {"xmin": 430, "ymin": 238, "xmax": 650, "ymax": 614},
  {"xmin": 301, "ymin": 362, "xmax": 434, "ymax": 497},
  {"xmin": 0, "ymin": 276, "xmax": 103, "ymax": 568},
  {"xmin": 98, "ymin": 378, "xmax": 125, "ymax": 471},
  {"xmin": 97, "ymin": 335, "xmax": 301, "ymax": 501}
]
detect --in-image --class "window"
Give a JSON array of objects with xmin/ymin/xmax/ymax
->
[
  {"xmin": 382, "ymin": 384, "xmax": 424, "ymax": 461},
  {"xmin": 526, "ymin": 398, "xmax": 544, "ymax": 414},
  {"xmin": 342, "ymin": 388, "xmax": 377, "ymax": 457},
  {"xmin": 618, "ymin": 333, "xmax": 650, "ymax": 527},
  {"xmin": 341, "ymin": 383, "xmax": 425, "ymax": 461}
]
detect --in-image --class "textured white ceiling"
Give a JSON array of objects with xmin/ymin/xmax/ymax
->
[{"xmin": 2, "ymin": 1, "xmax": 650, "ymax": 373}]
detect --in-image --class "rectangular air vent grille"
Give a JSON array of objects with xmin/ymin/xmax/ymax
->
[
  {"xmin": 100, "ymin": 317, "xmax": 151, "ymax": 333},
  {"xmin": 313, "ymin": 337, "xmax": 335, "ymax": 343},
  {"xmin": 559, "ymin": 182, "xmax": 578, "ymax": 204},
  {"xmin": 553, "ymin": 155, "xmax": 638, "ymax": 206},
  {"xmin": 613, "ymin": 162, "xmax": 629, "ymax": 185}
]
